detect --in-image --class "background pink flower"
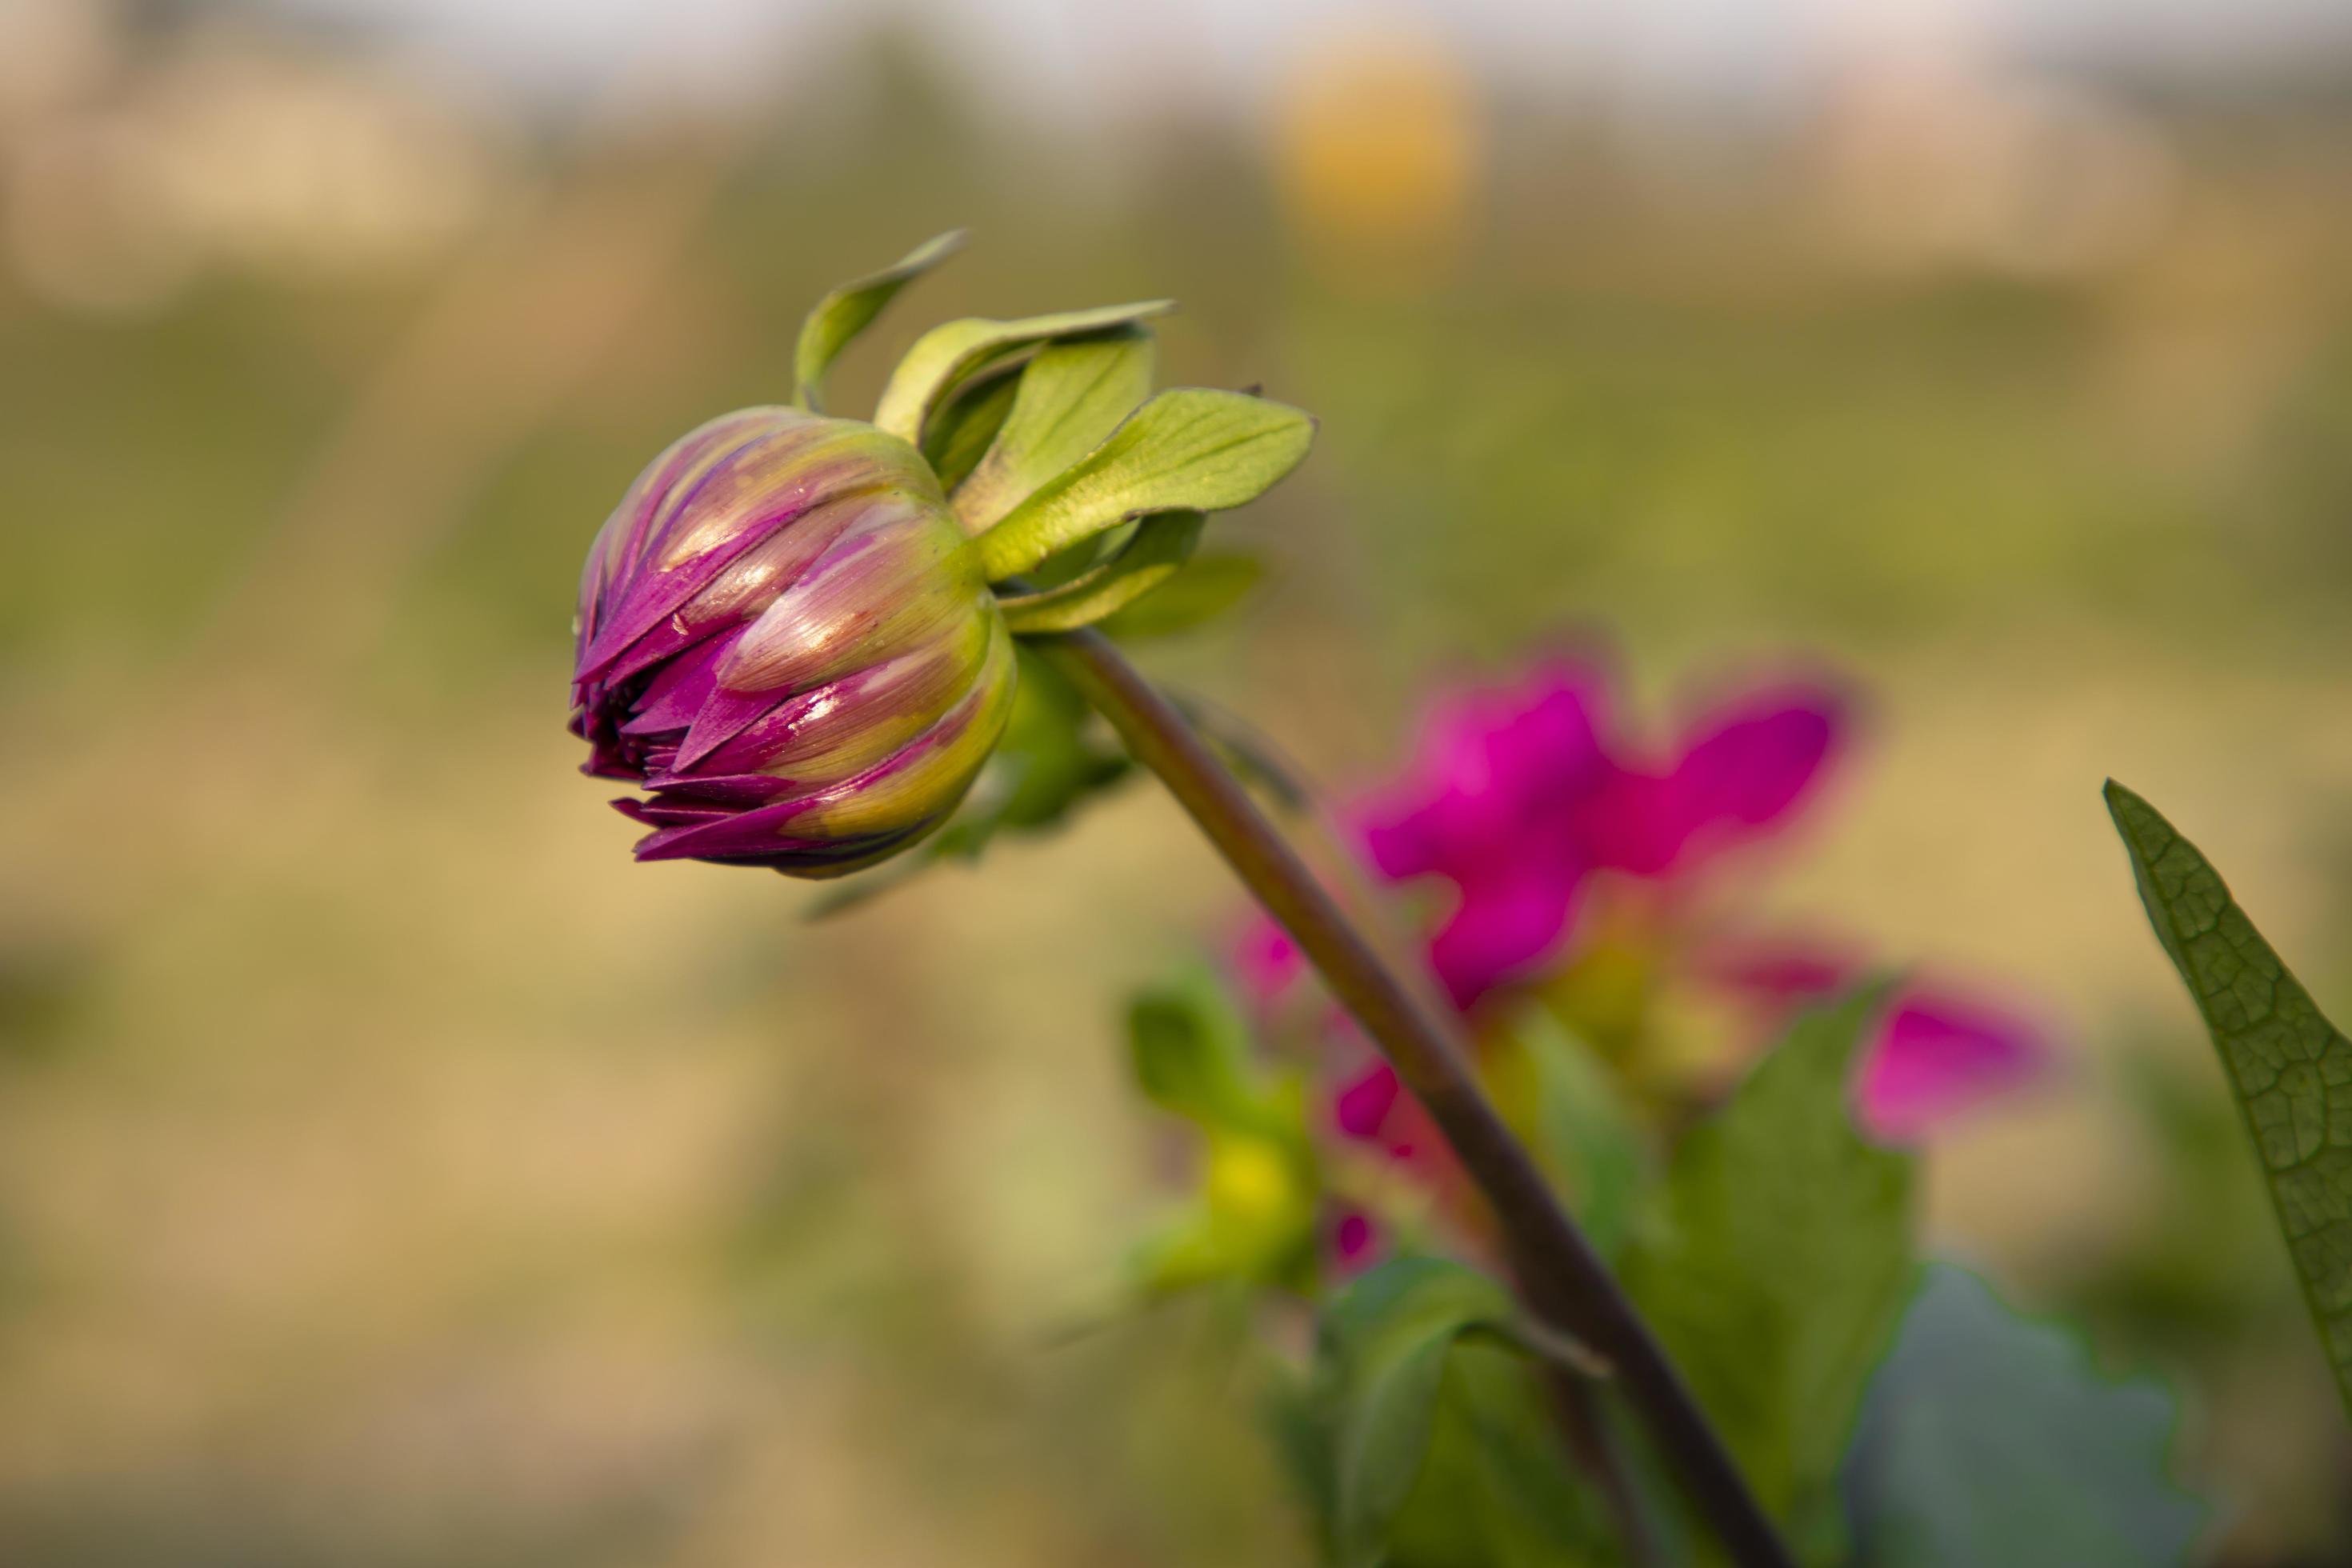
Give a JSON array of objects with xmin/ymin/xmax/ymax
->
[{"xmin": 1354, "ymin": 660, "xmax": 1847, "ymax": 1006}]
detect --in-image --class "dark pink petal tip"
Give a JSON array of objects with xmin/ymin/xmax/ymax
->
[{"xmin": 1859, "ymin": 989, "xmax": 2052, "ymax": 1142}]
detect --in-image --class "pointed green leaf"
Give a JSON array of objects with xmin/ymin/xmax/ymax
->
[
  {"xmin": 1847, "ymin": 1265, "xmax": 2206, "ymax": 1566},
  {"xmin": 997, "ymin": 511, "xmax": 1204, "ymax": 635},
  {"xmin": 1620, "ymin": 983, "xmax": 1917, "ymax": 1538},
  {"xmin": 872, "ymin": 299, "xmax": 1174, "ymax": 446},
  {"xmin": 1095, "ymin": 551, "xmax": 1266, "ymax": 640},
  {"xmin": 791, "ymin": 229, "xmax": 965, "ymax": 414},
  {"xmin": 2105, "ymin": 780, "xmax": 2352, "ymax": 1418},
  {"xmin": 974, "ymin": 389, "xmax": 1315, "ymax": 582},
  {"xmin": 919, "ymin": 363, "xmax": 1022, "ymax": 495},
  {"xmin": 952, "ymin": 328, "xmax": 1158, "ymax": 531}
]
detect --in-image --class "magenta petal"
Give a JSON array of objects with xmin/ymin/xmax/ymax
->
[
  {"xmin": 619, "ymin": 628, "xmax": 745, "ymax": 737},
  {"xmin": 1427, "ymin": 864, "xmax": 1585, "ymax": 1007},
  {"xmin": 1334, "ymin": 1062, "xmax": 1402, "ymax": 1141},
  {"xmin": 1231, "ymin": 913, "xmax": 1306, "ymax": 1010},
  {"xmin": 1693, "ymin": 933, "xmax": 1862, "ymax": 1006},
  {"xmin": 1607, "ymin": 684, "xmax": 1846, "ymax": 874},
  {"xmin": 1358, "ymin": 660, "xmax": 1612, "ymax": 884},
  {"xmin": 626, "ymin": 795, "xmax": 927, "ymax": 866},
  {"xmin": 1860, "ymin": 990, "xmax": 2048, "ymax": 1141},
  {"xmin": 637, "ymin": 772, "xmax": 794, "ymax": 805}
]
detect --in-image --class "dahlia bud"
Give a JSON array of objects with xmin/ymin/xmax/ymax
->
[
  {"xmin": 571, "ymin": 407, "xmax": 1014, "ymax": 876},
  {"xmin": 570, "ymin": 230, "xmax": 1315, "ymax": 878}
]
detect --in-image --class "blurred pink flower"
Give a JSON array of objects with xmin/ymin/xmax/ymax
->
[
  {"xmin": 1354, "ymin": 659, "xmax": 1846, "ymax": 1006},
  {"xmin": 1232, "ymin": 654, "xmax": 2049, "ymax": 1174}
]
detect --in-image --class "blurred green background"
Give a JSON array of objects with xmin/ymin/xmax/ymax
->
[{"xmin": 5, "ymin": 0, "xmax": 2352, "ymax": 1561}]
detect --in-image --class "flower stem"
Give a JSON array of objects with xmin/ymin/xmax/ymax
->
[{"xmin": 1032, "ymin": 627, "xmax": 1794, "ymax": 1568}]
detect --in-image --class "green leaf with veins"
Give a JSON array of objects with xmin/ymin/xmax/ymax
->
[
  {"xmin": 792, "ymin": 229, "xmax": 965, "ymax": 414},
  {"xmin": 974, "ymin": 388, "xmax": 1315, "ymax": 581},
  {"xmin": 952, "ymin": 328, "xmax": 1158, "ymax": 531},
  {"xmin": 2106, "ymin": 779, "xmax": 2352, "ymax": 1418},
  {"xmin": 1619, "ymin": 983, "xmax": 1916, "ymax": 1550},
  {"xmin": 998, "ymin": 511, "xmax": 1205, "ymax": 634},
  {"xmin": 874, "ymin": 299, "xmax": 1174, "ymax": 446},
  {"xmin": 1847, "ymin": 1264, "xmax": 2206, "ymax": 1566}
]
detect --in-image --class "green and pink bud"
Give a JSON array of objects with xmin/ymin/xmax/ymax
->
[
  {"xmin": 571, "ymin": 409, "xmax": 1013, "ymax": 875},
  {"xmin": 570, "ymin": 231, "xmax": 1314, "ymax": 876}
]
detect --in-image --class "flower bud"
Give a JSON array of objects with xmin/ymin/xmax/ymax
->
[{"xmin": 570, "ymin": 406, "xmax": 1015, "ymax": 876}]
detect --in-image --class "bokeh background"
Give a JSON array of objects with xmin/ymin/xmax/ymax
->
[{"xmin": 6, "ymin": 0, "xmax": 2352, "ymax": 1561}]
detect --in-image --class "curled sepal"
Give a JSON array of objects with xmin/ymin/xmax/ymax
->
[
  {"xmin": 951, "ymin": 328, "xmax": 1158, "ymax": 533},
  {"xmin": 974, "ymin": 389, "xmax": 1314, "ymax": 582},
  {"xmin": 873, "ymin": 299, "xmax": 1174, "ymax": 447},
  {"xmin": 922, "ymin": 365, "xmax": 1022, "ymax": 494},
  {"xmin": 997, "ymin": 511, "xmax": 1203, "ymax": 634},
  {"xmin": 793, "ymin": 230, "xmax": 966, "ymax": 414}
]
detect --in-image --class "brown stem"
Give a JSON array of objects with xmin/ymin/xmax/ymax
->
[{"xmin": 1031, "ymin": 627, "xmax": 1794, "ymax": 1568}]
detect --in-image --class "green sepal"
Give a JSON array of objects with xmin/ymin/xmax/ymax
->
[
  {"xmin": 973, "ymin": 387, "xmax": 1314, "ymax": 582},
  {"xmin": 998, "ymin": 511, "xmax": 1204, "ymax": 635},
  {"xmin": 2106, "ymin": 779, "xmax": 2352, "ymax": 1419},
  {"xmin": 873, "ymin": 299, "xmax": 1174, "ymax": 446},
  {"xmin": 791, "ymin": 229, "xmax": 965, "ymax": 414},
  {"xmin": 1096, "ymin": 551, "xmax": 1266, "ymax": 639},
  {"xmin": 920, "ymin": 364, "xmax": 1022, "ymax": 494},
  {"xmin": 952, "ymin": 327, "xmax": 1159, "ymax": 532}
]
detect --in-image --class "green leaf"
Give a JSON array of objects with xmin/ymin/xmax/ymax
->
[
  {"xmin": 997, "ymin": 511, "xmax": 1205, "ymax": 635},
  {"xmin": 1318, "ymin": 1257, "xmax": 1527, "ymax": 1567},
  {"xmin": 1383, "ymin": 1342, "xmax": 1608, "ymax": 1568},
  {"xmin": 952, "ymin": 328, "xmax": 1158, "ymax": 531},
  {"xmin": 973, "ymin": 389, "xmax": 1316, "ymax": 582},
  {"xmin": 1513, "ymin": 1009, "xmax": 1651, "ymax": 1262},
  {"xmin": 1128, "ymin": 964, "xmax": 1261, "ymax": 1129},
  {"xmin": 1318, "ymin": 1258, "xmax": 1608, "ymax": 1568},
  {"xmin": 873, "ymin": 299, "xmax": 1174, "ymax": 446},
  {"xmin": 1619, "ymin": 983, "xmax": 1917, "ymax": 1542},
  {"xmin": 919, "ymin": 363, "xmax": 1022, "ymax": 495},
  {"xmin": 1847, "ymin": 1264, "xmax": 2206, "ymax": 1566},
  {"xmin": 791, "ymin": 229, "xmax": 965, "ymax": 414},
  {"xmin": 1096, "ymin": 551, "xmax": 1266, "ymax": 640},
  {"xmin": 2105, "ymin": 780, "xmax": 2352, "ymax": 1418}
]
